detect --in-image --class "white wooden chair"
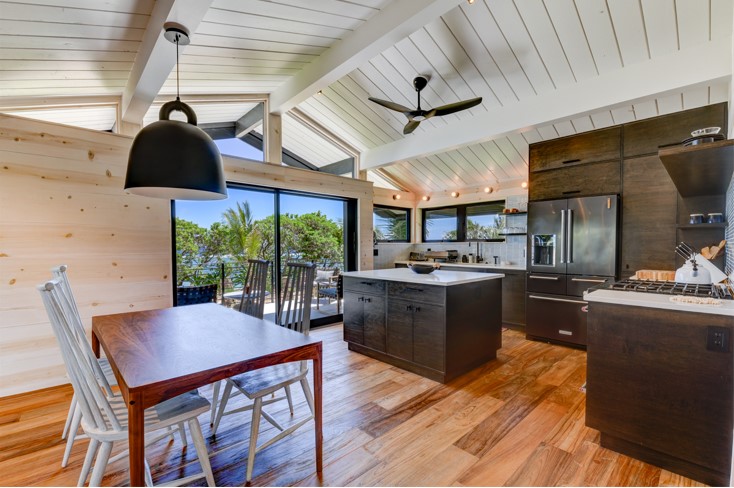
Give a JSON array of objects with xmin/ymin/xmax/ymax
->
[
  {"xmin": 210, "ymin": 259, "xmax": 270, "ymax": 424},
  {"xmin": 38, "ymin": 279, "xmax": 215, "ymax": 487},
  {"xmin": 211, "ymin": 262, "xmax": 317, "ymax": 482},
  {"xmin": 51, "ymin": 265, "xmax": 186, "ymax": 468}
]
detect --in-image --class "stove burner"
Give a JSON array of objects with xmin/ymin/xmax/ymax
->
[{"xmin": 608, "ymin": 279, "xmax": 732, "ymax": 299}]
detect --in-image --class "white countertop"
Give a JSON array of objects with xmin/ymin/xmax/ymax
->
[
  {"xmin": 343, "ymin": 268, "xmax": 504, "ymax": 286},
  {"xmin": 584, "ymin": 288, "xmax": 734, "ymax": 317},
  {"xmin": 394, "ymin": 260, "xmax": 526, "ymax": 271}
]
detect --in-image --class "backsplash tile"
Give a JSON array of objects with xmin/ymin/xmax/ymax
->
[{"xmin": 726, "ymin": 171, "xmax": 734, "ymax": 275}]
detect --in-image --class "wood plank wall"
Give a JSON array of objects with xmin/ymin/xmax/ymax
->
[{"xmin": 0, "ymin": 113, "xmax": 375, "ymax": 398}]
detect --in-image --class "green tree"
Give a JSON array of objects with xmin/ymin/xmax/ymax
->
[
  {"xmin": 222, "ymin": 201, "xmax": 261, "ymax": 264},
  {"xmin": 175, "ymin": 218, "xmax": 224, "ymax": 285}
]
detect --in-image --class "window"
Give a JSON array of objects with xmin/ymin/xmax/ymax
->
[
  {"xmin": 424, "ymin": 207, "xmax": 458, "ymax": 241},
  {"xmin": 373, "ymin": 205, "xmax": 410, "ymax": 242},
  {"xmin": 422, "ymin": 201, "xmax": 506, "ymax": 242}
]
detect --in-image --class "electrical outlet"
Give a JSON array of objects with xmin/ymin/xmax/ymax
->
[
  {"xmin": 373, "ymin": 248, "xmax": 378, "ymax": 256},
  {"xmin": 707, "ymin": 326, "xmax": 730, "ymax": 352}
]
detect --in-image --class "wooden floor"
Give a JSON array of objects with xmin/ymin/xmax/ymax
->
[{"xmin": 0, "ymin": 325, "xmax": 706, "ymax": 487}]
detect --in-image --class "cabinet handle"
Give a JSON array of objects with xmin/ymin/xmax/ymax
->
[
  {"xmin": 561, "ymin": 158, "xmax": 581, "ymax": 165},
  {"xmin": 365, "ymin": 297, "xmax": 371, "ymax": 303},
  {"xmin": 529, "ymin": 295, "xmax": 587, "ymax": 305},
  {"xmin": 360, "ymin": 281, "xmax": 373, "ymax": 285},
  {"xmin": 529, "ymin": 275, "xmax": 560, "ymax": 280},
  {"xmin": 358, "ymin": 296, "xmax": 364, "ymax": 302},
  {"xmin": 414, "ymin": 306, "xmax": 421, "ymax": 312},
  {"xmin": 571, "ymin": 278, "xmax": 607, "ymax": 283},
  {"xmin": 562, "ymin": 190, "xmax": 581, "ymax": 195},
  {"xmin": 405, "ymin": 287, "xmax": 424, "ymax": 292},
  {"xmin": 406, "ymin": 304, "xmax": 413, "ymax": 311},
  {"xmin": 558, "ymin": 330, "xmax": 573, "ymax": 336}
]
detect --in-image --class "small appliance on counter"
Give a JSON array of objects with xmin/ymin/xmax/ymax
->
[
  {"xmin": 425, "ymin": 250, "xmax": 459, "ymax": 263},
  {"xmin": 409, "ymin": 251, "xmax": 427, "ymax": 261}
]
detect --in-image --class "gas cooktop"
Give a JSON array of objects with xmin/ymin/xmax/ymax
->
[{"xmin": 608, "ymin": 279, "xmax": 733, "ymax": 299}]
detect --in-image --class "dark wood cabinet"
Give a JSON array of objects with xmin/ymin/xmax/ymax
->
[
  {"xmin": 620, "ymin": 155, "xmax": 678, "ymax": 276},
  {"xmin": 343, "ymin": 274, "xmax": 502, "ymax": 383},
  {"xmin": 528, "ymin": 160, "xmax": 621, "ymax": 201},
  {"xmin": 529, "ymin": 126, "xmax": 620, "ymax": 172},
  {"xmin": 587, "ymin": 301, "xmax": 733, "ymax": 486},
  {"xmin": 343, "ymin": 281, "xmax": 386, "ymax": 352},
  {"xmin": 623, "ymin": 102, "xmax": 727, "ymax": 158}
]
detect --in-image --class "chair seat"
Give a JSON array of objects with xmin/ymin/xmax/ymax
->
[
  {"xmin": 318, "ymin": 287, "xmax": 337, "ymax": 299},
  {"xmin": 95, "ymin": 390, "xmax": 210, "ymax": 434},
  {"xmin": 229, "ymin": 363, "xmax": 307, "ymax": 398}
]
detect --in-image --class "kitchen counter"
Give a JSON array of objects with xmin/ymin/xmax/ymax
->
[
  {"xmin": 343, "ymin": 268, "xmax": 504, "ymax": 286},
  {"xmin": 585, "ymin": 288, "xmax": 734, "ymax": 317},
  {"xmin": 342, "ymin": 269, "xmax": 503, "ymax": 383},
  {"xmin": 394, "ymin": 260, "xmax": 525, "ymax": 271}
]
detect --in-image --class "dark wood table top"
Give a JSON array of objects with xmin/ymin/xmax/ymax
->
[{"xmin": 92, "ymin": 302, "xmax": 321, "ymax": 408}]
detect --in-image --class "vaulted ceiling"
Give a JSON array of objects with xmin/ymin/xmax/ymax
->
[{"xmin": 1, "ymin": 0, "xmax": 732, "ymax": 195}]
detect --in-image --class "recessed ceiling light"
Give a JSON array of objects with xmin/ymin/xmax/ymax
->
[
  {"xmin": 451, "ymin": 191, "xmax": 460, "ymax": 198},
  {"xmin": 422, "ymin": 195, "xmax": 430, "ymax": 201},
  {"xmin": 521, "ymin": 181, "xmax": 528, "ymax": 188},
  {"xmin": 468, "ymin": 0, "xmax": 476, "ymax": 4},
  {"xmin": 393, "ymin": 194, "xmax": 401, "ymax": 200},
  {"xmin": 484, "ymin": 186, "xmax": 494, "ymax": 193}
]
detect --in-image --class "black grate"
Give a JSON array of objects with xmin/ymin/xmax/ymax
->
[{"xmin": 608, "ymin": 279, "xmax": 732, "ymax": 299}]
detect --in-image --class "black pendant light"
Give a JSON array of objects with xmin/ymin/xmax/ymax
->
[{"xmin": 124, "ymin": 23, "xmax": 227, "ymax": 200}]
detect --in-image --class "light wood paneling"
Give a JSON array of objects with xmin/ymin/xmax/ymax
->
[{"xmin": 0, "ymin": 113, "xmax": 171, "ymax": 397}]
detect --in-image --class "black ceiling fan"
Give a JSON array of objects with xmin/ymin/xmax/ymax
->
[{"xmin": 368, "ymin": 76, "xmax": 482, "ymax": 135}]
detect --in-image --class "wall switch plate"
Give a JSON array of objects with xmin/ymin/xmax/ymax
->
[{"xmin": 707, "ymin": 326, "xmax": 730, "ymax": 352}]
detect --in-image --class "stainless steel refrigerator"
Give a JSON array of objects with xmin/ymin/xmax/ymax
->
[{"xmin": 526, "ymin": 194, "xmax": 619, "ymax": 346}]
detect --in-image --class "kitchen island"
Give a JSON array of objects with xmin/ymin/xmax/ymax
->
[
  {"xmin": 584, "ymin": 288, "xmax": 733, "ymax": 486},
  {"xmin": 342, "ymin": 268, "xmax": 503, "ymax": 383}
]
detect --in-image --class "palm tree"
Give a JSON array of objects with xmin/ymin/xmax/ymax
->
[{"xmin": 222, "ymin": 201, "xmax": 261, "ymax": 263}]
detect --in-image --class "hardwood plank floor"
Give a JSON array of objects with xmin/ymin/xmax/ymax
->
[{"xmin": 0, "ymin": 325, "xmax": 707, "ymax": 487}]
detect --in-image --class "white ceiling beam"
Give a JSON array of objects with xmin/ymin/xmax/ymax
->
[
  {"xmin": 268, "ymin": 0, "xmax": 463, "ymax": 115},
  {"xmin": 120, "ymin": 0, "xmax": 214, "ymax": 126},
  {"xmin": 361, "ymin": 37, "xmax": 733, "ymax": 170}
]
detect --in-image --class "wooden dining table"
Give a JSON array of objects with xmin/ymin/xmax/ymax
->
[{"xmin": 91, "ymin": 302, "xmax": 323, "ymax": 486}]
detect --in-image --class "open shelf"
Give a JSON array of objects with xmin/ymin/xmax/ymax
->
[
  {"xmin": 677, "ymin": 223, "xmax": 726, "ymax": 229},
  {"xmin": 658, "ymin": 139, "xmax": 734, "ymax": 197}
]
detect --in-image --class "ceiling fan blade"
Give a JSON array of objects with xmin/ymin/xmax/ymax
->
[
  {"xmin": 368, "ymin": 97, "xmax": 412, "ymax": 113},
  {"xmin": 430, "ymin": 97, "xmax": 483, "ymax": 117},
  {"xmin": 403, "ymin": 120, "xmax": 420, "ymax": 135}
]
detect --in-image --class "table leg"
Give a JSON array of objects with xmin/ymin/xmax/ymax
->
[
  {"xmin": 313, "ymin": 343, "xmax": 323, "ymax": 473},
  {"xmin": 92, "ymin": 331, "xmax": 100, "ymax": 358},
  {"xmin": 128, "ymin": 394, "xmax": 145, "ymax": 486}
]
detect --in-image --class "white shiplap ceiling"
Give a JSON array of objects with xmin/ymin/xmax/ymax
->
[{"xmin": 0, "ymin": 0, "xmax": 732, "ymax": 194}]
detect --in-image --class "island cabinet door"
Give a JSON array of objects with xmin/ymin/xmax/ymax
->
[
  {"xmin": 412, "ymin": 303, "xmax": 445, "ymax": 372},
  {"xmin": 363, "ymin": 294, "xmax": 386, "ymax": 352},
  {"xmin": 343, "ymin": 292, "xmax": 364, "ymax": 344},
  {"xmin": 386, "ymin": 299, "xmax": 414, "ymax": 362}
]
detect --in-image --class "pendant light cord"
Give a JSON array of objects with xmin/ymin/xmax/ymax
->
[{"xmin": 175, "ymin": 33, "xmax": 180, "ymax": 102}]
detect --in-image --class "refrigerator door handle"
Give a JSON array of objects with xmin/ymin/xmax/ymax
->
[
  {"xmin": 566, "ymin": 209, "xmax": 574, "ymax": 263},
  {"xmin": 560, "ymin": 209, "xmax": 566, "ymax": 264}
]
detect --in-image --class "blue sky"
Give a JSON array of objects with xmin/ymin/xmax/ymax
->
[{"xmin": 175, "ymin": 138, "xmax": 345, "ymax": 228}]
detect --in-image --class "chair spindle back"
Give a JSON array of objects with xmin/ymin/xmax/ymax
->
[
  {"xmin": 278, "ymin": 262, "xmax": 316, "ymax": 334},
  {"xmin": 238, "ymin": 259, "xmax": 270, "ymax": 319}
]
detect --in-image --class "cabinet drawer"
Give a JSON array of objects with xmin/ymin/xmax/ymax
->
[
  {"xmin": 529, "ymin": 160, "xmax": 620, "ymax": 201},
  {"xmin": 530, "ymin": 127, "xmax": 620, "ymax": 172},
  {"xmin": 343, "ymin": 277, "xmax": 386, "ymax": 295},
  {"xmin": 527, "ymin": 273, "xmax": 565, "ymax": 294},
  {"xmin": 566, "ymin": 276, "xmax": 612, "ymax": 297},
  {"xmin": 623, "ymin": 103, "xmax": 727, "ymax": 158},
  {"xmin": 388, "ymin": 281, "xmax": 445, "ymax": 305},
  {"xmin": 526, "ymin": 293, "xmax": 587, "ymax": 346}
]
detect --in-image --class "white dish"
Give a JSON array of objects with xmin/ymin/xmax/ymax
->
[{"xmin": 691, "ymin": 127, "xmax": 721, "ymax": 137}]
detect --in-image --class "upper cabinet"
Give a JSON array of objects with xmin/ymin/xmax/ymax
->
[
  {"xmin": 658, "ymin": 139, "xmax": 734, "ymax": 197},
  {"xmin": 623, "ymin": 103, "xmax": 728, "ymax": 158},
  {"xmin": 529, "ymin": 127, "xmax": 621, "ymax": 172}
]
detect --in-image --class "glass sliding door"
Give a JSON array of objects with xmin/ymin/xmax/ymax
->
[{"xmin": 174, "ymin": 184, "xmax": 353, "ymax": 327}]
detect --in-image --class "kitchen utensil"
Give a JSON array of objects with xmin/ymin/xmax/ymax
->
[
  {"xmin": 407, "ymin": 263, "xmax": 438, "ymax": 274},
  {"xmin": 693, "ymin": 253, "xmax": 728, "ymax": 283},
  {"xmin": 701, "ymin": 239, "xmax": 726, "ymax": 260}
]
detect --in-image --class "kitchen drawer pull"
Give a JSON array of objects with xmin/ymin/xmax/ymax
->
[
  {"xmin": 529, "ymin": 275, "xmax": 560, "ymax": 281},
  {"xmin": 562, "ymin": 190, "xmax": 581, "ymax": 195},
  {"xmin": 360, "ymin": 281, "xmax": 374, "ymax": 285},
  {"xmin": 529, "ymin": 295, "xmax": 587, "ymax": 305},
  {"xmin": 561, "ymin": 158, "xmax": 581, "ymax": 165},
  {"xmin": 405, "ymin": 287, "xmax": 424, "ymax": 292},
  {"xmin": 571, "ymin": 278, "xmax": 607, "ymax": 283},
  {"xmin": 558, "ymin": 330, "xmax": 573, "ymax": 336}
]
